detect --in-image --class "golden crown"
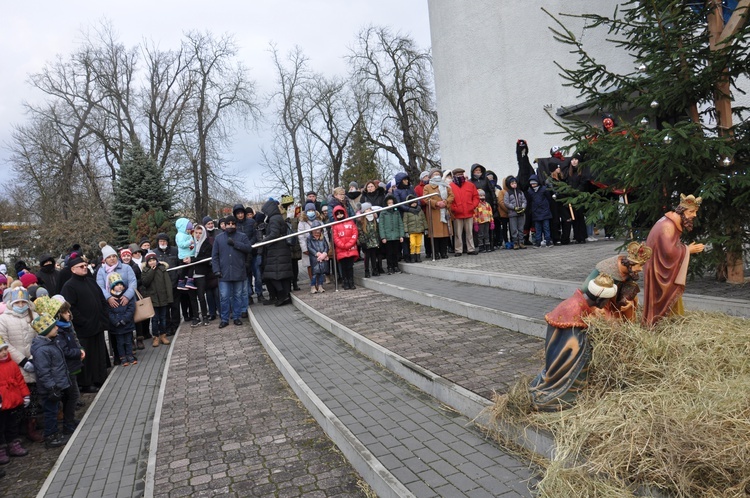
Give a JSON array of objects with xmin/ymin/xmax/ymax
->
[
  {"xmin": 679, "ymin": 193, "xmax": 702, "ymax": 211},
  {"xmin": 626, "ymin": 241, "xmax": 653, "ymax": 265}
]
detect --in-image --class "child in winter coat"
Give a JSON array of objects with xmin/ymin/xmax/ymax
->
[
  {"xmin": 474, "ymin": 190, "xmax": 495, "ymax": 252},
  {"xmin": 504, "ymin": 176, "xmax": 528, "ymax": 250},
  {"xmin": 298, "ymin": 203, "xmax": 322, "ymax": 285},
  {"xmin": 403, "ymin": 195, "xmax": 428, "ymax": 263},
  {"xmin": 306, "ymin": 222, "xmax": 330, "ymax": 294},
  {"xmin": 175, "ymin": 218, "xmax": 196, "ymax": 290},
  {"xmin": 141, "ymin": 253, "xmax": 174, "ymax": 347},
  {"xmin": 494, "ymin": 178, "xmax": 510, "ymax": 249},
  {"xmin": 0, "ymin": 286, "xmax": 43, "ymax": 442},
  {"xmin": 0, "ymin": 338, "xmax": 30, "ymax": 462},
  {"xmin": 527, "ymin": 174, "xmax": 553, "ymax": 248},
  {"xmin": 29, "ymin": 313, "xmax": 70, "ymax": 448},
  {"xmin": 332, "ymin": 205, "xmax": 359, "ymax": 290},
  {"xmin": 49, "ymin": 296, "xmax": 83, "ymax": 436},
  {"xmin": 378, "ymin": 195, "xmax": 405, "ymax": 274},
  {"xmin": 357, "ymin": 202, "xmax": 381, "ymax": 277},
  {"xmin": 107, "ymin": 273, "xmax": 137, "ymax": 366}
]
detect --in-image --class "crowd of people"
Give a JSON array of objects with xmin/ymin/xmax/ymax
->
[{"xmin": 0, "ymin": 140, "xmax": 609, "ymax": 477}]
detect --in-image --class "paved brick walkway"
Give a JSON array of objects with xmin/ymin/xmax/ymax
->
[
  {"xmin": 153, "ymin": 321, "xmax": 367, "ymax": 498},
  {"xmin": 251, "ymin": 303, "xmax": 536, "ymax": 497},
  {"xmin": 38, "ymin": 340, "xmax": 169, "ymax": 497},
  {"xmin": 295, "ymin": 289, "xmax": 542, "ymax": 400}
]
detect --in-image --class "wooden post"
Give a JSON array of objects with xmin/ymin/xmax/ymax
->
[{"xmin": 708, "ymin": 0, "xmax": 749, "ymax": 283}]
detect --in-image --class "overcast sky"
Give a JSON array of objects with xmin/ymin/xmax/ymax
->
[{"xmin": 0, "ymin": 1, "xmax": 432, "ymax": 200}]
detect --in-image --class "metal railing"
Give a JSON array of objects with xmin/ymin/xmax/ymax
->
[
  {"xmin": 168, "ymin": 192, "xmax": 445, "ymax": 292},
  {"xmin": 251, "ymin": 192, "xmax": 439, "ymax": 249},
  {"xmin": 253, "ymin": 192, "xmax": 440, "ymax": 292}
]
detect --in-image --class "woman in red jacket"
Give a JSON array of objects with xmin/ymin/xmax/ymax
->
[{"xmin": 332, "ymin": 205, "xmax": 359, "ymax": 290}]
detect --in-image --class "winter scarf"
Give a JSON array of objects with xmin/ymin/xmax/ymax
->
[
  {"xmin": 103, "ymin": 262, "xmax": 118, "ymax": 293},
  {"xmin": 429, "ymin": 176, "xmax": 451, "ymax": 224}
]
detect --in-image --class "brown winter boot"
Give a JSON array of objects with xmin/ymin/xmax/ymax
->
[
  {"xmin": 152, "ymin": 336, "xmax": 160, "ymax": 348},
  {"xmin": 159, "ymin": 334, "xmax": 170, "ymax": 345},
  {"xmin": 26, "ymin": 419, "xmax": 44, "ymax": 443}
]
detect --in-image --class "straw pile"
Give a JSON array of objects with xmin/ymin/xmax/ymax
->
[{"xmin": 490, "ymin": 311, "xmax": 750, "ymax": 497}]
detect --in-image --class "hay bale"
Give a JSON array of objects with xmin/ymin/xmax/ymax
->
[{"xmin": 491, "ymin": 311, "xmax": 750, "ymax": 497}]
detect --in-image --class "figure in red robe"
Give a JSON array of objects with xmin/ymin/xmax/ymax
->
[
  {"xmin": 529, "ymin": 274, "xmax": 617, "ymax": 411},
  {"xmin": 641, "ymin": 194, "xmax": 705, "ymax": 327}
]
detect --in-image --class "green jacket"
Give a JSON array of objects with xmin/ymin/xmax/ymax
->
[
  {"xmin": 378, "ymin": 208, "xmax": 404, "ymax": 241},
  {"xmin": 140, "ymin": 262, "xmax": 174, "ymax": 307},
  {"xmin": 403, "ymin": 207, "xmax": 428, "ymax": 234}
]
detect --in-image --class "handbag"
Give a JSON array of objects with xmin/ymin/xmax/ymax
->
[{"xmin": 133, "ymin": 289, "xmax": 155, "ymax": 323}]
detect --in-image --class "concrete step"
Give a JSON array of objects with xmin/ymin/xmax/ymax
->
[
  {"xmin": 400, "ymin": 260, "xmax": 750, "ymax": 318},
  {"xmin": 353, "ymin": 268, "xmax": 552, "ymax": 339},
  {"xmin": 250, "ymin": 302, "xmax": 537, "ymax": 497},
  {"xmin": 291, "ymin": 293, "xmax": 556, "ymax": 463}
]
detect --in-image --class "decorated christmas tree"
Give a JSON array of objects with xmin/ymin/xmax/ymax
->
[{"xmin": 549, "ymin": 0, "xmax": 750, "ymax": 282}]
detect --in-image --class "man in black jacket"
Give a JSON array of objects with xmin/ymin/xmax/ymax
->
[
  {"xmin": 232, "ymin": 204, "xmax": 258, "ymax": 314},
  {"xmin": 154, "ymin": 233, "xmax": 181, "ymax": 334},
  {"xmin": 61, "ymin": 256, "xmax": 110, "ymax": 394},
  {"xmin": 35, "ymin": 254, "xmax": 62, "ymax": 296}
]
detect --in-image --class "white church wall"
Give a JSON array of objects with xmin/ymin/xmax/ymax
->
[{"xmin": 427, "ymin": 1, "xmax": 748, "ymax": 179}]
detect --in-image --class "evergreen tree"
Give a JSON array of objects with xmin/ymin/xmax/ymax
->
[
  {"xmin": 341, "ymin": 121, "xmax": 381, "ymax": 187},
  {"xmin": 549, "ymin": 1, "xmax": 750, "ymax": 282},
  {"xmin": 129, "ymin": 209, "xmax": 175, "ymax": 247},
  {"xmin": 111, "ymin": 143, "xmax": 173, "ymax": 246}
]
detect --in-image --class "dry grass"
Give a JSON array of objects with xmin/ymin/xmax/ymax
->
[{"xmin": 490, "ymin": 311, "xmax": 750, "ymax": 497}]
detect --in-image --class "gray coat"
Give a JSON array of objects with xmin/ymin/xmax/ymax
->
[{"xmin": 504, "ymin": 188, "xmax": 527, "ymax": 219}]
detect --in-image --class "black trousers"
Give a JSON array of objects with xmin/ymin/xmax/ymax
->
[
  {"xmin": 495, "ymin": 217, "xmax": 509, "ymax": 245},
  {"xmin": 339, "ymin": 256, "xmax": 355, "ymax": 282},
  {"xmin": 385, "ymin": 240, "xmax": 401, "ymax": 269},
  {"xmin": 167, "ymin": 287, "xmax": 181, "ymax": 333},
  {"xmin": 0, "ymin": 407, "xmax": 21, "ymax": 445},
  {"xmin": 291, "ymin": 258, "xmax": 300, "ymax": 287},
  {"xmin": 364, "ymin": 248, "xmax": 379, "ymax": 273},
  {"xmin": 193, "ymin": 276, "xmax": 209, "ymax": 318}
]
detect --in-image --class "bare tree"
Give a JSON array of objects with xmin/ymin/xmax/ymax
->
[
  {"xmin": 303, "ymin": 76, "xmax": 358, "ymax": 188},
  {"xmin": 142, "ymin": 41, "xmax": 194, "ymax": 172},
  {"xmin": 269, "ymin": 44, "xmax": 328, "ymax": 201},
  {"xmin": 179, "ymin": 31, "xmax": 261, "ymax": 218},
  {"xmin": 24, "ymin": 47, "xmax": 108, "ymax": 216},
  {"xmin": 260, "ymin": 130, "xmax": 301, "ymax": 197},
  {"xmin": 8, "ymin": 113, "xmax": 113, "ymax": 255},
  {"xmin": 348, "ymin": 26, "xmax": 440, "ymax": 180},
  {"xmin": 83, "ymin": 21, "xmax": 141, "ymax": 183},
  {"xmin": 9, "ymin": 20, "xmax": 264, "ymax": 247}
]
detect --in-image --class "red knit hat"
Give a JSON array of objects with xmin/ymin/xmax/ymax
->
[{"xmin": 19, "ymin": 273, "xmax": 37, "ymax": 288}]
